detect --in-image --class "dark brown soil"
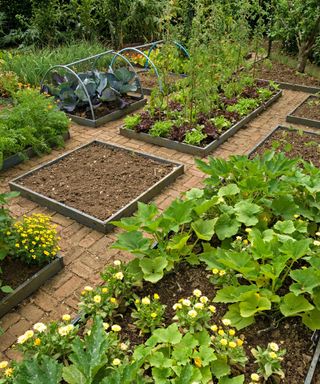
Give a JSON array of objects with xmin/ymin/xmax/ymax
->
[
  {"xmin": 254, "ymin": 60, "xmax": 320, "ymax": 88},
  {"xmin": 71, "ymin": 96, "xmax": 140, "ymax": 119},
  {"xmin": 0, "ymin": 257, "xmax": 42, "ymax": 300},
  {"xmin": 137, "ymin": 70, "xmax": 182, "ymax": 89},
  {"xmin": 293, "ymin": 96, "xmax": 320, "ymax": 121},
  {"xmin": 113, "ymin": 263, "xmax": 316, "ymax": 384},
  {"xmin": 251, "ymin": 127, "xmax": 320, "ymax": 167},
  {"xmin": 18, "ymin": 142, "xmax": 174, "ymax": 221}
]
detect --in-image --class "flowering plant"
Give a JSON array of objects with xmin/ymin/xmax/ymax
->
[
  {"xmin": 210, "ymin": 318, "xmax": 247, "ymax": 366},
  {"xmin": 251, "ymin": 342, "xmax": 286, "ymax": 380},
  {"xmin": 15, "ymin": 315, "xmax": 78, "ymax": 359},
  {"xmin": 79, "ymin": 285, "xmax": 119, "ymax": 319},
  {"xmin": 11, "ymin": 214, "xmax": 60, "ymax": 265},
  {"xmin": 172, "ymin": 289, "xmax": 215, "ymax": 332},
  {"xmin": 131, "ymin": 293, "xmax": 166, "ymax": 334}
]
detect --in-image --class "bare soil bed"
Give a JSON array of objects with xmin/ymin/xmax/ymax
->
[
  {"xmin": 0, "ymin": 258, "xmax": 42, "ymax": 300},
  {"xmin": 17, "ymin": 142, "xmax": 174, "ymax": 220},
  {"xmin": 254, "ymin": 61, "xmax": 320, "ymax": 87},
  {"xmin": 137, "ymin": 70, "xmax": 182, "ymax": 89},
  {"xmin": 293, "ymin": 96, "xmax": 320, "ymax": 121},
  {"xmin": 250, "ymin": 127, "xmax": 320, "ymax": 167},
  {"xmin": 110, "ymin": 262, "xmax": 316, "ymax": 384}
]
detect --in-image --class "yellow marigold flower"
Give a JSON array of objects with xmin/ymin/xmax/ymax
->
[
  {"xmin": 103, "ymin": 322, "xmax": 110, "ymax": 330},
  {"xmin": 251, "ymin": 373, "xmax": 260, "ymax": 382},
  {"xmin": 111, "ymin": 324, "xmax": 121, "ymax": 332},
  {"xmin": 112, "ymin": 358, "xmax": 121, "ymax": 366},
  {"xmin": 120, "ymin": 343, "xmax": 128, "ymax": 351},
  {"xmin": 15, "ymin": 243, "xmax": 20, "ymax": 248},
  {"xmin": 269, "ymin": 351, "xmax": 277, "ymax": 359},
  {"xmin": 269, "ymin": 342, "xmax": 279, "ymax": 352},
  {"xmin": 218, "ymin": 329, "xmax": 225, "ymax": 336},
  {"xmin": 0, "ymin": 361, "xmax": 8, "ymax": 369},
  {"xmin": 237, "ymin": 338, "xmax": 244, "ymax": 347},
  {"xmin": 151, "ymin": 312, "xmax": 157, "ymax": 318},
  {"xmin": 236, "ymin": 236, "xmax": 242, "ymax": 241},
  {"xmin": 153, "ymin": 293, "xmax": 160, "ymax": 300},
  {"xmin": 188, "ymin": 309, "xmax": 198, "ymax": 318},
  {"xmin": 113, "ymin": 260, "xmax": 121, "ymax": 266},
  {"xmin": 114, "ymin": 271, "xmax": 124, "ymax": 280},
  {"xmin": 220, "ymin": 338, "xmax": 228, "ymax": 346},
  {"xmin": 34, "ymin": 338, "xmax": 41, "ymax": 346},
  {"xmin": 200, "ymin": 296, "xmax": 209, "ymax": 304},
  {"xmin": 135, "ymin": 298, "xmax": 140, "ymax": 304},
  {"xmin": 4, "ymin": 368, "xmax": 13, "ymax": 377},
  {"xmin": 313, "ymin": 240, "xmax": 320, "ymax": 246},
  {"xmin": 209, "ymin": 305, "xmax": 216, "ymax": 313},
  {"xmin": 173, "ymin": 303, "xmax": 182, "ymax": 310},
  {"xmin": 193, "ymin": 289, "xmax": 202, "ymax": 297},
  {"xmin": 229, "ymin": 341, "xmax": 237, "ymax": 348},
  {"xmin": 93, "ymin": 295, "xmax": 102, "ymax": 304},
  {"xmin": 182, "ymin": 299, "xmax": 191, "ymax": 306},
  {"xmin": 212, "ymin": 268, "xmax": 219, "ymax": 274},
  {"xmin": 84, "ymin": 286, "xmax": 93, "ymax": 292},
  {"xmin": 195, "ymin": 303, "xmax": 204, "ymax": 309},
  {"xmin": 33, "ymin": 322, "xmax": 47, "ymax": 333},
  {"xmin": 6, "ymin": 231, "xmax": 11, "ymax": 236},
  {"xmin": 62, "ymin": 314, "xmax": 71, "ymax": 322},
  {"xmin": 102, "ymin": 287, "xmax": 108, "ymax": 293},
  {"xmin": 25, "ymin": 330, "xmax": 34, "ymax": 339},
  {"xmin": 141, "ymin": 297, "xmax": 150, "ymax": 305},
  {"xmin": 222, "ymin": 318, "xmax": 231, "ymax": 326},
  {"xmin": 194, "ymin": 357, "xmax": 202, "ymax": 368},
  {"xmin": 211, "ymin": 325, "xmax": 218, "ymax": 332},
  {"xmin": 219, "ymin": 270, "xmax": 226, "ymax": 276},
  {"xmin": 17, "ymin": 334, "xmax": 27, "ymax": 344},
  {"xmin": 243, "ymin": 239, "xmax": 248, "ymax": 245},
  {"xmin": 229, "ymin": 329, "xmax": 236, "ymax": 336},
  {"xmin": 110, "ymin": 297, "xmax": 117, "ymax": 304}
]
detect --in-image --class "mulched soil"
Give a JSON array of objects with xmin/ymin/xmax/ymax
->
[
  {"xmin": 111, "ymin": 263, "xmax": 316, "ymax": 384},
  {"xmin": 0, "ymin": 257, "xmax": 42, "ymax": 300},
  {"xmin": 250, "ymin": 127, "xmax": 320, "ymax": 167},
  {"xmin": 254, "ymin": 60, "xmax": 320, "ymax": 88},
  {"xmin": 71, "ymin": 95, "xmax": 140, "ymax": 119},
  {"xmin": 137, "ymin": 70, "xmax": 183, "ymax": 89},
  {"xmin": 17, "ymin": 142, "xmax": 174, "ymax": 221},
  {"xmin": 292, "ymin": 96, "xmax": 320, "ymax": 121}
]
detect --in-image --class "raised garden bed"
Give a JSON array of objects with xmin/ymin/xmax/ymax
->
[
  {"xmin": 0, "ymin": 255, "xmax": 63, "ymax": 318},
  {"xmin": 248, "ymin": 125, "xmax": 320, "ymax": 166},
  {"xmin": 68, "ymin": 96, "xmax": 147, "ymax": 128},
  {"xmin": 135, "ymin": 68, "xmax": 186, "ymax": 95},
  {"xmin": 120, "ymin": 89, "xmax": 282, "ymax": 157},
  {"xmin": 286, "ymin": 96, "xmax": 320, "ymax": 129},
  {"xmin": 1, "ymin": 131, "xmax": 70, "ymax": 172},
  {"xmin": 9, "ymin": 141, "xmax": 184, "ymax": 233},
  {"xmin": 254, "ymin": 60, "xmax": 320, "ymax": 93}
]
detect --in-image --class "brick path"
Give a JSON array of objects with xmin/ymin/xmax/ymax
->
[{"xmin": 0, "ymin": 90, "xmax": 311, "ymax": 359}]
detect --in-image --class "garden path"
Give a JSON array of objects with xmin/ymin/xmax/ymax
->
[{"xmin": 0, "ymin": 89, "xmax": 312, "ymax": 360}]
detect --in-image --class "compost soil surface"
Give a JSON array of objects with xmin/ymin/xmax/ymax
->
[
  {"xmin": 111, "ymin": 262, "xmax": 316, "ymax": 384},
  {"xmin": 292, "ymin": 96, "xmax": 320, "ymax": 121},
  {"xmin": 0, "ymin": 257, "xmax": 42, "ymax": 300},
  {"xmin": 17, "ymin": 142, "xmax": 174, "ymax": 220},
  {"xmin": 137, "ymin": 70, "xmax": 182, "ymax": 89},
  {"xmin": 250, "ymin": 127, "xmax": 320, "ymax": 167},
  {"xmin": 255, "ymin": 61, "xmax": 320, "ymax": 88}
]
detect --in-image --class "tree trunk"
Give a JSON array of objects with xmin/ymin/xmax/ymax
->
[{"xmin": 297, "ymin": 42, "xmax": 310, "ymax": 73}]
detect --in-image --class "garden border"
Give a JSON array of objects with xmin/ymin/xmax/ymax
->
[
  {"xmin": 68, "ymin": 97, "xmax": 147, "ymax": 128},
  {"xmin": 8, "ymin": 140, "xmax": 184, "ymax": 233},
  {"xmin": 286, "ymin": 95, "xmax": 320, "ymax": 129},
  {"xmin": 1, "ymin": 131, "xmax": 71, "ymax": 172},
  {"xmin": 0, "ymin": 255, "xmax": 64, "ymax": 318},
  {"xmin": 247, "ymin": 124, "xmax": 320, "ymax": 157},
  {"xmin": 259, "ymin": 78, "xmax": 320, "ymax": 94},
  {"xmin": 119, "ymin": 90, "xmax": 282, "ymax": 157}
]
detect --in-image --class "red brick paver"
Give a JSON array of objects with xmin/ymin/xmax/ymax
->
[{"xmin": 0, "ymin": 90, "xmax": 311, "ymax": 358}]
